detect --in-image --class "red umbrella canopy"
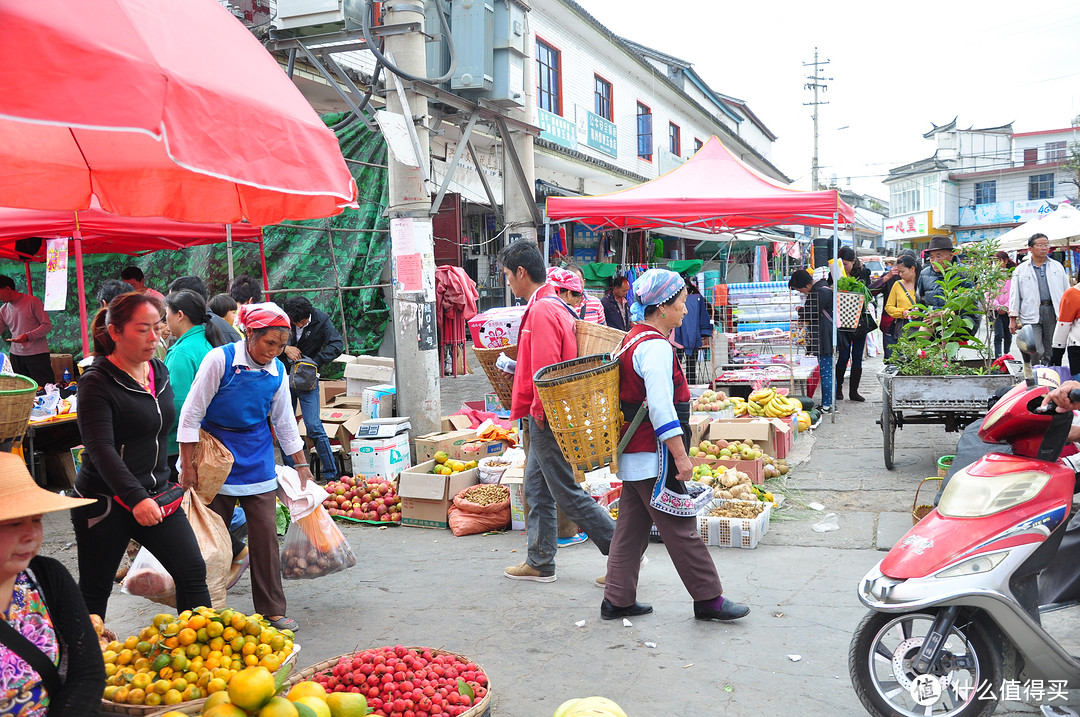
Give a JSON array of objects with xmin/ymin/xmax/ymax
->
[{"xmin": 0, "ymin": 0, "xmax": 357, "ymax": 226}]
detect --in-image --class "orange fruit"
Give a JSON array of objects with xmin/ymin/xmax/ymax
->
[
  {"xmin": 123, "ymin": 635, "xmax": 139, "ymax": 650},
  {"xmin": 255, "ymin": 644, "xmax": 272, "ymax": 659},
  {"xmin": 178, "ymin": 628, "xmax": 198, "ymax": 646},
  {"xmin": 204, "ymin": 691, "xmax": 232, "ymax": 710},
  {"xmin": 116, "ymin": 649, "xmax": 133, "ymax": 666},
  {"xmin": 163, "ymin": 689, "xmax": 183, "ymax": 705},
  {"xmin": 127, "ymin": 688, "xmax": 146, "ymax": 705},
  {"xmin": 293, "ymin": 697, "xmax": 331, "ymax": 717},
  {"xmin": 222, "ymin": 626, "xmax": 238, "ymax": 641},
  {"xmin": 156, "ymin": 712, "xmax": 188, "ymax": 717},
  {"xmin": 182, "ymin": 685, "xmax": 203, "ymax": 701},
  {"xmin": 152, "ymin": 679, "xmax": 171, "ymax": 694},
  {"xmin": 287, "ymin": 682, "xmax": 327, "ymax": 701},
  {"xmin": 204, "ymin": 704, "xmax": 247, "ymax": 717},
  {"xmin": 258, "ymin": 654, "xmax": 281, "ymax": 672},
  {"xmin": 112, "ymin": 686, "xmax": 130, "ymax": 704},
  {"xmin": 207, "ymin": 621, "xmax": 225, "ymax": 638},
  {"xmin": 144, "ymin": 693, "xmax": 163, "ymax": 707},
  {"xmin": 188, "ymin": 614, "xmax": 207, "ymax": 630},
  {"xmin": 227, "ymin": 666, "xmax": 276, "ymax": 712},
  {"xmin": 206, "ymin": 677, "xmax": 228, "ymax": 694},
  {"xmin": 258, "ymin": 696, "xmax": 299, "ymax": 717},
  {"xmin": 102, "ymin": 686, "xmax": 119, "ymax": 701},
  {"xmin": 243, "ymin": 654, "xmax": 259, "ymax": 667},
  {"xmin": 230, "ymin": 613, "xmax": 247, "ymax": 631},
  {"xmin": 130, "ymin": 673, "xmax": 152, "ymax": 691}
]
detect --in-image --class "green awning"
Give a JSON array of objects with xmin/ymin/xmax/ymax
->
[{"xmin": 667, "ymin": 259, "xmax": 703, "ymax": 276}]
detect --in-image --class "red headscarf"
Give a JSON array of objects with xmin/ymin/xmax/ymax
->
[
  {"xmin": 546, "ymin": 267, "xmax": 583, "ymax": 293},
  {"xmin": 237, "ymin": 302, "xmax": 291, "ymax": 332}
]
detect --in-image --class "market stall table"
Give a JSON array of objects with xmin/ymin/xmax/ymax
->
[{"xmin": 25, "ymin": 413, "xmax": 79, "ymax": 486}]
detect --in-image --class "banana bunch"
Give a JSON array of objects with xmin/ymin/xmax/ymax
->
[
  {"xmin": 747, "ymin": 388, "xmax": 801, "ymax": 418},
  {"xmin": 554, "ymin": 696, "xmax": 628, "ymax": 717},
  {"xmin": 729, "ymin": 396, "xmax": 748, "ymax": 417}
]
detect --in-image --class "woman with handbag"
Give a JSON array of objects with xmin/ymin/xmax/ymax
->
[
  {"xmin": 177, "ymin": 303, "xmax": 313, "ymax": 633},
  {"xmin": 71, "ymin": 292, "xmax": 212, "ymax": 618},
  {"xmin": 836, "ymin": 246, "xmax": 873, "ymax": 401},
  {"xmin": 884, "ymin": 254, "xmax": 920, "ymax": 345},
  {"xmin": 1, "ymin": 452, "xmax": 105, "ymax": 716},
  {"xmin": 600, "ymin": 268, "xmax": 750, "ymax": 623}
]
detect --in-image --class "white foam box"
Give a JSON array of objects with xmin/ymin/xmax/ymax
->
[
  {"xmin": 697, "ymin": 499, "xmax": 772, "ymax": 549},
  {"xmin": 343, "ymin": 356, "xmax": 396, "ymax": 397},
  {"xmin": 362, "ymin": 384, "xmax": 396, "ymax": 419},
  {"xmin": 349, "ymin": 431, "xmax": 411, "ymax": 480},
  {"xmin": 501, "ymin": 464, "xmax": 526, "ymax": 530}
]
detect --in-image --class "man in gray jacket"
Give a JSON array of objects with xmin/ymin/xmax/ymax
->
[{"xmin": 1009, "ymin": 233, "xmax": 1069, "ymax": 365}]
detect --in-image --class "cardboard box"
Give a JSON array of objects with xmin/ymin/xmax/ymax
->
[
  {"xmin": 414, "ymin": 429, "xmax": 509, "ymax": 462},
  {"xmin": 467, "ymin": 306, "xmax": 525, "ymax": 348},
  {"xmin": 50, "ymin": 353, "xmax": 74, "ymax": 384},
  {"xmin": 300, "ymin": 406, "xmax": 369, "ymax": 447},
  {"xmin": 398, "ymin": 460, "xmax": 480, "ymax": 529},
  {"xmin": 689, "ymin": 414, "xmax": 711, "ymax": 448},
  {"xmin": 441, "ymin": 415, "xmax": 473, "ymax": 432},
  {"xmin": 319, "ymin": 380, "xmax": 347, "ymax": 407},
  {"xmin": 707, "ymin": 417, "xmax": 792, "ymax": 460},
  {"xmin": 690, "ymin": 455, "xmax": 765, "ymax": 484},
  {"xmin": 349, "ymin": 431, "xmax": 411, "ymax": 480},
  {"xmin": 362, "ymin": 384, "xmax": 396, "ymax": 419},
  {"xmin": 502, "ymin": 465, "xmax": 526, "ymax": 530},
  {"xmin": 344, "ymin": 356, "xmax": 395, "ymax": 397},
  {"xmin": 328, "ymin": 394, "xmax": 367, "ymax": 411}
]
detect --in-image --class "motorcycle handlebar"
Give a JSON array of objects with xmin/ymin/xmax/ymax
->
[{"xmin": 1035, "ymin": 388, "xmax": 1080, "ymax": 414}]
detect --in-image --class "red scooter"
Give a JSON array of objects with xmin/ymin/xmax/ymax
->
[{"xmin": 850, "ymin": 327, "xmax": 1080, "ymax": 717}]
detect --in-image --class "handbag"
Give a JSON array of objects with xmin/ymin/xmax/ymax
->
[
  {"xmin": 115, "ymin": 483, "xmax": 185, "ymax": 518},
  {"xmin": 289, "ymin": 358, "xmax": 319, "ymax": 393},
  {"xmin": 0, "ymin": 614, "xmax": 62, "ymax": 698}
]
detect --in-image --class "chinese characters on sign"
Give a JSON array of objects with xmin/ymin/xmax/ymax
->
[
  {"xmin": 584, "ymin": 110, "xmax": 617, "ymax": 157},
  {"xmin": 44, "ymin": 237, "xmax": 68, "ymax": 311},
  {"xmin": 538, "ymin": 108, "xmax": 577, "ymax": 150},
  {"xmin": 882, "ymin": 211, "xmax": 932, "ymax": 242}
]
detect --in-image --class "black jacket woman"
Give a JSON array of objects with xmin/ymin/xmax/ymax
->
[
  {"xmin": 836, "ymin": 246, "xmax": 873, "ymax": 402},
  {"xmin": 71, "ymin": 292, "xmax": 211, "ymax": 618}
]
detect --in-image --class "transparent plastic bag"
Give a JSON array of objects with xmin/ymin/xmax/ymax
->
[
  {"xmin": 280, "ymin": 505, "xmax": 356, "ymax": 580},
  {"xmin": 121, "ymin": 546, "xmax": 175, "ymax": 606}
]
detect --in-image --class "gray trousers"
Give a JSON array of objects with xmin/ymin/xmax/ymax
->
[
  {"xmin": 523, "ymin": 416, "xmax": 615, "ymax": 573},
  {"xmin": 1034, "ymin": 303, "xmax": 1057, "ymax": 365}
]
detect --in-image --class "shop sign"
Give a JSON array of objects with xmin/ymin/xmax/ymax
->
[
  {"xmin": 956, "ymin": 227, "xmax": 1010, "ymax": 243},
  {"xmin": 538, "ymin": 108, "xmax": 577, "ymax": 150},
  {"xmin": 883, "ymin": 211, "xmax": 932, "ymax": 242},
  {"xmin": 579, "ymin": 108, "xmax": 617, "ymax": 157},
  {"xmin": 959, "ymin": 201, "xmax": 1014, "ymax": 226},
  {"xmin": 1014, "ymin": 199, "xmax": 1055, "ymax": 222}
]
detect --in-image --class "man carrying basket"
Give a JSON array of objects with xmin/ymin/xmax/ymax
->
[
  {"xmin": 499, "ymin": 241, "xmax": 615, "ymax": 583},
  {"xmin": 601, "ymin": 269, "xmax": 750, "ymax": 622}
]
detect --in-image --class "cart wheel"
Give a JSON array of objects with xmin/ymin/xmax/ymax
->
[{"xmin": 882, "ymin": 390, "xmax": 895, "ymax": 471}]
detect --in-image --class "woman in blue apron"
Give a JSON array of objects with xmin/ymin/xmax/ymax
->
[
  {"xmin": 602, "ymin": 269, "xmax": 750, "ymax": 623},
  {"xmin": 177, "ymin": 303, "xmax": 313, "ymax": 632}
]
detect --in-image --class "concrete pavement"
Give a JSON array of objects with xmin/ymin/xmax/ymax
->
[{"xmin": 45, "ymin": 355, "xmax": 1062, "ymax": 715}]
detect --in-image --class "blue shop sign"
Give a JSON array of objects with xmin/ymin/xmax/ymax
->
[
  {"xmin": 585, "ymin": 111, "xmax": 618, "ymax": 157},
  {"xmin": 539, "ymin": 108, "xmax": 577, "ymax": 150}
]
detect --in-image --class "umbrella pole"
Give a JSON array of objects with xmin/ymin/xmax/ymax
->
[
  {"xmin": 24, "ymin": 262, "xmax": 31, "ymax": 294},
  {"xmin": 73, "ymin": 231, "xmax": 89, "ymax": 358}
]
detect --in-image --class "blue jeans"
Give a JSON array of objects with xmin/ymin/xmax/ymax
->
[
  {"xmin": 818, "ymin": 354, "xmax": 834, "ymax": 409},
  {"xmin": 837, "ymin": 332, "xmax": 865, "ymax": 373},
  {"xmin": 523, "ymin": 417, "xmax": 615, "ymax": 573},
  {"xmin": 287, "ymin": 387, "xmax": 338, "ymax": 480}
]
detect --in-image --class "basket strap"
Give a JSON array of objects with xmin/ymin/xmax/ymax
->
[
  {"xmin": 616, "ymin": 401, "xmax": 650, "ymax": 459},
  {"xmin": 611, "ymin": 329, "xmax": 665, "ymax": 361}
]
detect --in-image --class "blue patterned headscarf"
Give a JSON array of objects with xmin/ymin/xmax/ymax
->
[{"xmin": 630, "ymin": 269, "xmax": 685, "ymax": 322}]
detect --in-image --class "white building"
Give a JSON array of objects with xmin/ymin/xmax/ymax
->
[{"xmin": 883, "ymin": 118, "xmax": 1080, "ymax": 250}]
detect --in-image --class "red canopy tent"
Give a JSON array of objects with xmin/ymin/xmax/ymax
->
[
  {"xmin": 0, "ymin": 204, "xmax": 264, "ymax": 356},
  {"xmin": 545, "ymin": 136, "xmax": 855, "ymax": 232}
]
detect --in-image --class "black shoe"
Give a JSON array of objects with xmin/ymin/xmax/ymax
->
[
  {"xmin": 601, "ymin": 598, "xmax": 653, "ymax": 620},
  {"xmin": 694, "ymin": 599, "xmax": 750, "ymax": 621}
]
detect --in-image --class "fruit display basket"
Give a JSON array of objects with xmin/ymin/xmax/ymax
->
[
  {"xmin": 288, "ymin": 646, "xmax": 491, "ymax": 717},
  {"xmin": 697, "ymin": 499, "xmax": 772, "ymax": 549}
]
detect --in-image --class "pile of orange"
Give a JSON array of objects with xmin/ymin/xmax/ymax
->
[
  {"xmin": 101, "ymin": 607, "xmax": 295, "ymax": 707},
  {"xmin": 431, "ymin": 454, "xmax": 476, "ymax": 475}
]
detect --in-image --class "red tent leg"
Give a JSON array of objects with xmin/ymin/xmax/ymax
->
[
  {"xmin": 73, "ymin": 232, "xmax": 89, "ymax": 358},
  {"xmin": 24, "ymin": 262, "xmax": 31, "ymax": 294},
  {"xmin": 259, "ymin": 235, "xmax": 268, "ymax": 291}
]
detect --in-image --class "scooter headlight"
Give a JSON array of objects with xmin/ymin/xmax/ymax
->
[
  {"xmin": 937, "ymin": 468, "xmax": 1049, "ymax": 517},
  {"xmin": 934, "ymin": 551, "xmax": 1009, "ymax": 578}
]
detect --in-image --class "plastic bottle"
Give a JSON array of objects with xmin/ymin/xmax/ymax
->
[{"xmin": 62, "ymin": 367, "xmax": 72, "ymax": 384}]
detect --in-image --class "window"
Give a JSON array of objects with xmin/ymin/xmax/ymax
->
[
  {"xmin": 1047, "ymin": 141, "xmax": 1067, "ymax": 161},
  {"xmin": 975, "ymin": 180, "xmax": 996, "ymax": 205},
  {"xmin": 636, "ymin": 102, "xmax": 652, "ymax": 160},
  {"xmin": 669, "ymin": 122, "xmax": 681, "ymax": 157},
  {"xmin": 1023, "ymin": 148, "xmax": 1038, "ymax": 166},
  {"xmin": 888, "ymin": 175, "xmax": 938, "ymax": 216},
  {"xmin": 536, "ymin": 40, "xmax": 561, "ymax": 115},
  {"xmin": 1029, "ymin": 173, "xmax": 1054, "ymax": 200},
  {"xmin": 594, "ymin": 75, "xmax": 612, "ymax": 121},
  {"xmin": 694, "ymin": 138, "xmax": 703, "ymax": 153}
]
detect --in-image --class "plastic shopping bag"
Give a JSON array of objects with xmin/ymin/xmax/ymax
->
[
  {"xmin": 280, "ymin": 505, "xmax": 356, "ymax": 580},
  {"xmin": 121, "ymin": 547, "xmax": 176, "ymax": 607},
  {"xmin": 182, "ymin": 489, "xmax": 231, "ymax": 608},
  {"xmin": 193, "ymin": 429, "xmax": 233, "ymax": 505}
]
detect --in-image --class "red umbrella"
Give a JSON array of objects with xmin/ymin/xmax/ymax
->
[{"xmin": 0, "ymin": 0, "xmax": 357, "ymax": 226}]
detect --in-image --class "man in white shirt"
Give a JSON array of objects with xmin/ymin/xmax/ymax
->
[
  {"xmin": 0, "ymin": 276, "xmax": 53, "ymax": 387},
  {"xmin": 1009, "ymin": 233, "xmax": 1069, "ymax": 365}
]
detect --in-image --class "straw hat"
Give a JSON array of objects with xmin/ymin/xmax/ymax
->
[{"xmin": 0, "ymin": 451, "xmax": 93, "ymax": 521}]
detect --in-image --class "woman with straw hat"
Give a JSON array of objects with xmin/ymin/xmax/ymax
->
[{"xmin": 0, "ymin": 452, "xmax": 105, "ymax": 715}]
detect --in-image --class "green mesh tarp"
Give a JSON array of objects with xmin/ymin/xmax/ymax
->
[{"xmin": 0, "ymin": 113, "xmax": 390, "ymax": 360}]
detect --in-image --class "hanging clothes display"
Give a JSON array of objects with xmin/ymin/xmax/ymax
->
[{"xmin": 435, "ymin": 265, "xmax": 479, "ymax": 376}]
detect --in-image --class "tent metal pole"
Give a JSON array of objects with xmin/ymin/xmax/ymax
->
[
  {"xmin": 24, "ymin": 262, "xmax": 31, "ymax": 294},
  {"xmin": 226, "ymin": 224, "xmax": 235, "ymax": 284},
  {"xmin": 831, "ymin": 212, "xmax": 838, "ymax": 424},
  {"xmin": 73, "ymin": 231, "xmax": 89, "ymax": 358},
  {"xmin": 621, "ymin": 229, "xmax": 627, "ymax": 269}
]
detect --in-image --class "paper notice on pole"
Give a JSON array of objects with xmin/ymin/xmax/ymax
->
[
  {"xmin": 375, "ymin": 110, "xmax": 420, "ymax": 168},
  {"xmin": 43, "ymin": 237, "xmax": 68, "ymax": 311},
  {"xmin": 390, "ymin": 217, "xmax": 416, "ymax": 256},
  {"xmin": 395, "ymin": 254, "xmax": 424, "ymax": 293}
]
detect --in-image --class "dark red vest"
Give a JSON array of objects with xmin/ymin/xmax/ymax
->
[{"xmin": 618, "ymin": 324, "xmax": 691, "ymax": 453}]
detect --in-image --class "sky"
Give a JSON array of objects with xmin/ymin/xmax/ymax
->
[{"xmin": 575, "ymin": 0, "xmax": 1080, "ymax": 201}]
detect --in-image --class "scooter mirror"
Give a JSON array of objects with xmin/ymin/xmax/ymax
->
[{"xmin": 1014, "ymin": 325, "xmax": 1037, "ymax": 357}]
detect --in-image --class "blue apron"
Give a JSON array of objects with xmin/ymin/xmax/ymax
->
[{"xmin": 203, "ymin": 343, "xmax": 284, "ymax": 496}]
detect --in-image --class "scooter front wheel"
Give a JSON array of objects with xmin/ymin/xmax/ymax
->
[{"xmin": 849, "ymin": 609, "xmax": 1008, "ymax": 717}]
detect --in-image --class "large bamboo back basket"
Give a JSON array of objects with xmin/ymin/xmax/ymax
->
[
  {"xmin": 0, "ymin": 374, "xmax": 38, "ymax": 452},
  {"xmin": 473, "ymin": 344, "xmax": 518, "ymax": 410},
  {"xmin": 534, "ymin": 354, "xmax": 622, "ymax": 480},
  {"xmin": 575, "ymin": 320, "xmax": 626, "ymax": 357}
]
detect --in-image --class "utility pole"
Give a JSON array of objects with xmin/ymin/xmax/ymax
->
[
  {"xmin": 803, "ymin": 47, "xmax": 831, "ymax": 196},
  {"xmin": 383, "ymin": 0, "xmax": 441, "ymax": 438}
]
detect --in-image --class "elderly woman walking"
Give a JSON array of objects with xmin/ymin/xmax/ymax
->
[
  {"xmin": 177, "ymin": 303, "xmax": 313, "ymax": 632},
  {"xmin": 601, "ymin": 268, "xmax": 750, "ymax": 622}
]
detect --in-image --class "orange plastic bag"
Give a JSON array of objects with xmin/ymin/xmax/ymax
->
[{"xmin": 447, "ymin": 485, "xmax": 511, "ymax": 537}]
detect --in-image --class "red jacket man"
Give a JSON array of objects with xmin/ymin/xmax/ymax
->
[{"xmin": 498, "ymin": 241, "xmax": 614, "ymax": 584}]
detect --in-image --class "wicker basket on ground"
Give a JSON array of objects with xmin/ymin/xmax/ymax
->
[
  {"xmin": 534, "ymin": 354, "xmax": 622, "ymax": 481},
  {"xmin": 472, "ymin": 344, "xmax": 517, "ymax": 411}
]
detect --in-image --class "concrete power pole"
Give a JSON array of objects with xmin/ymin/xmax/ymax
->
[
  {"xmin": 803, "ymin": 47, "xmax": 831, "ymax": 196},
  {"xmin": 383, "ymin": 1, "xmax": 441, "ymax": 438},
  {"xmin": 503, "ymin": 13, "xmax": 538, "ymax": 253}
]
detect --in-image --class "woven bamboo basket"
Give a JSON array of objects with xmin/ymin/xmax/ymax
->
[
  {"xmin": 284, "ymin": 647, "xmax": 491, "ymax": 717},
  {"xmin": 575, "ymin": 320, "xmax": 626, "ymax": 358},
  {"xmin": 0, "ymin": 374, "xmax": 38, "ymax": 451},
  {"xmin": 912, "ymin": 477, "xmax": 943, "ymax": 525},
  {"xmin": 473, "ymin": 344, "xmax": 518, "ymax": 410},
  {"xmin": 534, "ymin": 354, "xmax": 622, "ymax": 481}
]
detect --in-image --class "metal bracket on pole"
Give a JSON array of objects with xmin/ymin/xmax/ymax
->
[
  {"xmin": 430, "ymin": 110, "xmax": 480, "ymax": 216},
  {"xmin": 295, "ymin": 41, "xmax": 375, "ymax": 130},
  {"xmin": 493, "ymin": 116, "xmax": 542, "ymax": 226},
  {"xmin": 466, "ymin": 139, "xmax": 502, "ymax": 223},
  {"xmin": 320, "ymin": 50, "xmax": 377, "ymax": 130},
  {"xmin": 385, "ymin": 51, "xmax": 431, "ymax": 184}
]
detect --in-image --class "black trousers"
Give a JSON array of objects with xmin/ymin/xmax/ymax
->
[
  {"xmin": 12, "ymin": 352, "xmax": 55, "ymax": 388},
  {"xmin": 70, "ymin": 494, "xmax": 211, "ymax": 618}
]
